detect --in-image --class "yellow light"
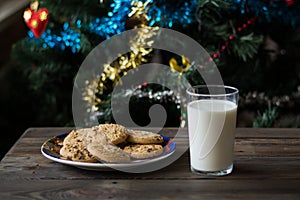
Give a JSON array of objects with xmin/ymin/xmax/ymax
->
[
  {"xmin": 40, "ymin": 11, "xmax": 48, "ymax": 21},
  {"xmin": 31, "ymin": 20, "xmax": 38, "ymax": 28},
  {"xmin": 23, "ymin": 10, "xmax": 32, "ymax": 21}
]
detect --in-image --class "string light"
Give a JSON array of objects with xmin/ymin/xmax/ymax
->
[
  {"xmin": 26, "ymin": 0, "xmax": 198, "ymax": 52},
  {"xmin": 207, "ymin": 16, "xmax": 258, "ymax": 62},
  {"xmin": 26, "ymin": 0, "xmax": 300, "ymax": 53},
  {"xmin": 241, "ymin": 0, "xmax": 300, "ymax": 27}
]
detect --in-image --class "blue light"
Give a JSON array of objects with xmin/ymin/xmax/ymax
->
[
  {"xmin": 26, "ymin": 0, "xmax": 300, "ymax": 54},
  {"xmin": 28, "ymin": 31, "xmax": 34, "ymax": 38},
  {"xmin": 233, "ymin": 0, "xmax": 300, "ymax": 27},
  {"xmin": 63, "ymin": 23, "xmax": 69, "ymax": 30},
  {"xmin": 262, "ymin": 6, "xmax": 267, "ymax": 11},
  {"xmin": 76, "ymin": 20, "xmax": 82, "ymax": 28},
  {"xmin": 31, "ymin": 0, "xmax": 199, "ymax": 53}
]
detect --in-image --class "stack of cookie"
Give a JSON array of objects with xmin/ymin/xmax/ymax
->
[{"xmin": 59, "ymin": 124, "xmax": 165, "ymax": 163}]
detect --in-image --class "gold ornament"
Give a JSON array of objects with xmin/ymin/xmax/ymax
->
[{"xmin": 169, "ymin": 56, "xmax": 191, "ymax": 75}]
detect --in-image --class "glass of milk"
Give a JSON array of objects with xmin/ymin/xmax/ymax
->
[{"xmin": 186, "ymin": 85, "xmax": 238, "ymax": 176}]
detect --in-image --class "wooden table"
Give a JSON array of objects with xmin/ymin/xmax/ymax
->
[{"xmin": 0, "ymin": 128, "xmax": 299, "ymax": 199}]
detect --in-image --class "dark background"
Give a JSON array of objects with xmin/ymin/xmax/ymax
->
[{"xmin": 0, "ymin": 3, "xmax": 29, "ymax": 159}]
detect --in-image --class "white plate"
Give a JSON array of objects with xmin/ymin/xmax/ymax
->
[{"xmin": 41, "ymin": 132, "xmax": 176, "ymax": 171}]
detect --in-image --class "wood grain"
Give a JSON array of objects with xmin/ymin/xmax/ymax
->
[{"xmin": 1, "ymin": 128, "xmax": 300, "ymax": 199}]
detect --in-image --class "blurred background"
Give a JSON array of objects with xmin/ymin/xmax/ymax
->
[{"xmin": 1, "ymin": 0, "xmax": 300, "ymax": 159}]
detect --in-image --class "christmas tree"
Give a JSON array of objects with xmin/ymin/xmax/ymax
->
[{"xmin": 6, "ymin": 0, "xmax": 300, "ymax": 128}]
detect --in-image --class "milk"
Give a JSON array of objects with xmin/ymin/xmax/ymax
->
[{"xmin": 187, "ymin": 99, "xmax": 237, "ymax": 171}]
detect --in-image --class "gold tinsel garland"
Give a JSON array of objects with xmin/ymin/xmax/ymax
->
[{"xmin": 83, "ymin": 0, "xmax": 159, "ymax": 113}]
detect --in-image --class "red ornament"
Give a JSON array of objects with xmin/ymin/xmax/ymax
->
[
  {"xmin": 31, "ymin": 65, "xmax": 37, "ymax": 71},
  {"xmin": 23, "ymin": 6, "xmax": 49, "ymax": 38},
  {"xmin": 285, "ymin": 0, "xmax": 294, "ymax": 6}
]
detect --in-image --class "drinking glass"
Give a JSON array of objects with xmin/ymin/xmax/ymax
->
[{"xmin": 186, "ymin": 85, "xmax": 239, "ymax": 176}]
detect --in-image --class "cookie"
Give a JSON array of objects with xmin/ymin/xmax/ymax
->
[
  {"xmin": 93, "ymin": 124, "xmax": 128, "ymax": 145},
  {"xmin": 127, "ymin": 130, "xmax": 163, "ymax": 144},
  {"xmin": 87, "ymin": 144, "xmax": 131, "ymax": 163},
  {"xmin": 62, "ymin": 129, "xmax": 82, "ymax": 146},
  {"xmin": 84, "ymin": 128, "xmax": 108, "ymax": 146},
  {"xmin": 124, "ymin": 144, "xmax": 163, "ymax": 159},
  {"xmin": 60, "ymin": 129, "xmax": 97, "ymax": 162},
  {"xmin": 60, "ymin": 145, "xmax": 97, "ymax": 162}
]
